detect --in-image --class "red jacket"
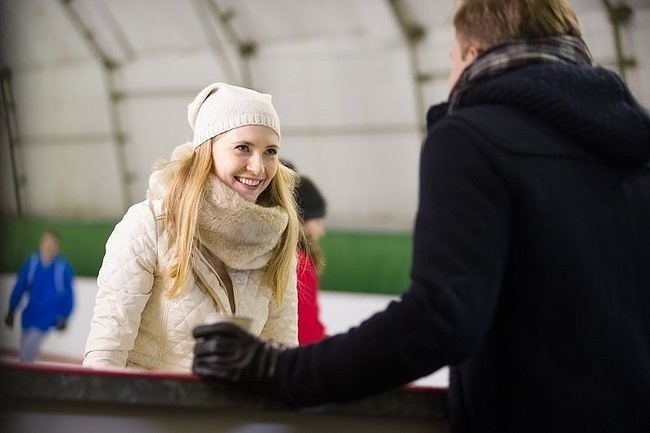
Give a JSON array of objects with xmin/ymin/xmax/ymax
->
[{"xmin": 296, "ymin": 250, "xmax": 325, "ymax": 345}]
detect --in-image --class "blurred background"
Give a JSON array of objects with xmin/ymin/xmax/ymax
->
[{"xmin": 1, "ymin": 0, "xmax": 649, "ymax": 367}]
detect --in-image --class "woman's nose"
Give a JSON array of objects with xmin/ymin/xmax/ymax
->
[{"xmin": 247, "ymin": 154, "xmax": 265, "ymax": 175}]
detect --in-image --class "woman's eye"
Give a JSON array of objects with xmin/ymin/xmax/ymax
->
[
  {"xmin": 265, "ymin": 148, "xmax": 278, "ymax": 156},
  {"xmin": 235, "ymin": 144, "xmax": 249, "ymax": 152}
]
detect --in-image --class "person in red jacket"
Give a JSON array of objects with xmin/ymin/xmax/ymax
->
[
  {"xmin": 295, "ymin": 174, "xmax": 327, "ymax": 345},
  {"xmin": 284, "ymin": 161, "xmax": 328, "ymax": 345}
]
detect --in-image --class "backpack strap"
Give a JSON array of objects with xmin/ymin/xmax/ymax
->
[
  {"xmin": 26, "ymin": 253, "xmax": 39, "ymax": 288},
  {"xmin": 54, "ymin": 258, "xmax": 65, "ymax": 295}
]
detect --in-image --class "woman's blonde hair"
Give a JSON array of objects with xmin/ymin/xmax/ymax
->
[
  {"xmin": 161, "ymin": 137, "xmax": 300, "ymax": 301},
  {"xmin": 298, "ymin": 229, "xmax": 325, "ymax": 274}
]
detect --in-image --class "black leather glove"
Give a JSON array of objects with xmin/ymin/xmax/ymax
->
[
  {"xmin": 4, "ymin": 311, "xmax": 14, "ymax": 328},
  {"xmin": 55, "ymin": 317, "xmax": 67, "ymax": 331},
  {"xmin": 192, "ymin": 322, "xmax": 282, "ymax": 398}
]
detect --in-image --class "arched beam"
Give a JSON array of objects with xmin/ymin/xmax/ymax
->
[
  {"xmin": 59, "ymin": 0, "xmax": 133, "ymax": 212},
  {"xmin": 197, "ymin": 0, "xmax": 257, "ymax": 88},
  {"xmin": 602, "ymin": 0, "xmax": 637, "ymax": 82},
  {"xmin": 387, "ymin": 0, "xmax": 427, "ymax": 136}
]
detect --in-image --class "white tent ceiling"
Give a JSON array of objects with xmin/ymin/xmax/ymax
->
[
  {"xmin": 1, "ymin": 0, "xmax": 649, "ymax": 229},
  {"xmin": 4, "ymin": 0, "xmax": 648, "ymax": 68}
]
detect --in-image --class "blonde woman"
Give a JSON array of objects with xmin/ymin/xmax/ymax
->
[{"xmin": 84, "ymin": 82, "xmax": 300, "ymax": 371}]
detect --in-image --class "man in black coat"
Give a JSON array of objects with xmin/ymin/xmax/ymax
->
[{"xmin": 192, "ymin": 1, "xmax": 650, "ymax": 432}]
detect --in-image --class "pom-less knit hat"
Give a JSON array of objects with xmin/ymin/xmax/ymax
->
[
  {"xmin": 281, "ymin": 160, "xmax": 326, "ymax": 221},
  {"xmin": 187, "ymin": 82, "xmax": 281, "ymax": 149}
]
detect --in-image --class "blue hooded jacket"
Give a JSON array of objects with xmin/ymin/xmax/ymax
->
[{"xmin": 9, "ymin": 253, "xmax": 75, "ymax": 331}]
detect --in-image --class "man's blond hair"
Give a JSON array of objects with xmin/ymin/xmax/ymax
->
[{"xmin": 454, "ymin": 0, "xmax": 581, "ymax": 55}]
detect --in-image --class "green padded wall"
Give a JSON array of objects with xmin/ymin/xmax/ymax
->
[
  {"xmin": 319, "ymin": 231, "xmax": 412, "ymax": 295},
  {"xmin": 0, "ymin": 216, "xmax": 115, "ymax": 278}
]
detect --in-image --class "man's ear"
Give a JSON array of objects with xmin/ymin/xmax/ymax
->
[{"xmin": 465, "ymin": 44, "xmax": 482, "ymax": 62}]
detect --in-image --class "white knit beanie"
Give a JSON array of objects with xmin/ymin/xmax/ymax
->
[{"xmin": 187, "ymin": 82, "xmax": 281, "ymax": 149}]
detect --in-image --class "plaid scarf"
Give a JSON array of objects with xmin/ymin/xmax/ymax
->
[{"xmin": 448, "ymin": 34, "xmax": 593, "ymax": 112}]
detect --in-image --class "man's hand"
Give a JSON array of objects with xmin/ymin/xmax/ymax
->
[
  {"xmin": 4, "ymin": 311, "xmax": 14, "ymax": 328},
  {"xmin": 192, "ymin": 322, "xmax": 282, "ymax": 398}
]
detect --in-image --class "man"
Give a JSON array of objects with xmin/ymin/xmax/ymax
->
[
  {"xmin": 5, "ymin": 230, "xmax": 75, "ymax": 363},
  {"xmin": 192, "ymin": 1, "xmax": 650, "ymax": 431}
]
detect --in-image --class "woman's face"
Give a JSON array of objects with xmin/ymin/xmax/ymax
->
[{"xmin": 211, "ymin": 125, "xmax": 280, "ymax": 202}]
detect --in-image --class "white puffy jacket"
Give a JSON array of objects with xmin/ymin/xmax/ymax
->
[{"xmin": 83, "ymin": 198, "xmax": 298, "ymax": 372}]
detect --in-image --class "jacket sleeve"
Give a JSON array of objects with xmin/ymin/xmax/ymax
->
[
  {"xmin": 8, "ymin": 257, "xmax": 33, "ymax": 313},
  {"xmin": 275, "ymin": 116, "xmax": 511, "ymax": 407},
  {"xmin": 83, "ymin": 202, "xmax": 158, "ymax": 368},
  {"xmin": 260, "ymin": 255, "xmax": 299, "ymax": 347},
  {"xmin": 57, "ymin": 259, "xmax": 75, "ymax": 320},
  {"xmin": 296, "ymin": 250, "xmax": 326, "ymax": 345}
]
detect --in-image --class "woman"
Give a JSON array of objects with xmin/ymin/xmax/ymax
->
[{"xmin": 84, "ymin": 82, "xmax": 300, "ymax": 371}]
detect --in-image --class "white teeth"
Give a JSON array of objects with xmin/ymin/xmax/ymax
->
[{"xmin": 237, "ymin": 177, "xmax": 261, "ymax": 186}]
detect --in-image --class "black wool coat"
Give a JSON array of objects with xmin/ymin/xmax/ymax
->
[{"xmin": 276, "ymin": 62, "xmax": 650, "ymax": 433}]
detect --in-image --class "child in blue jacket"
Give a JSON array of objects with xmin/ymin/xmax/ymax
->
[{"xmin": 5, "ymin": 230, "xmax": 75, "ymax": 362}]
